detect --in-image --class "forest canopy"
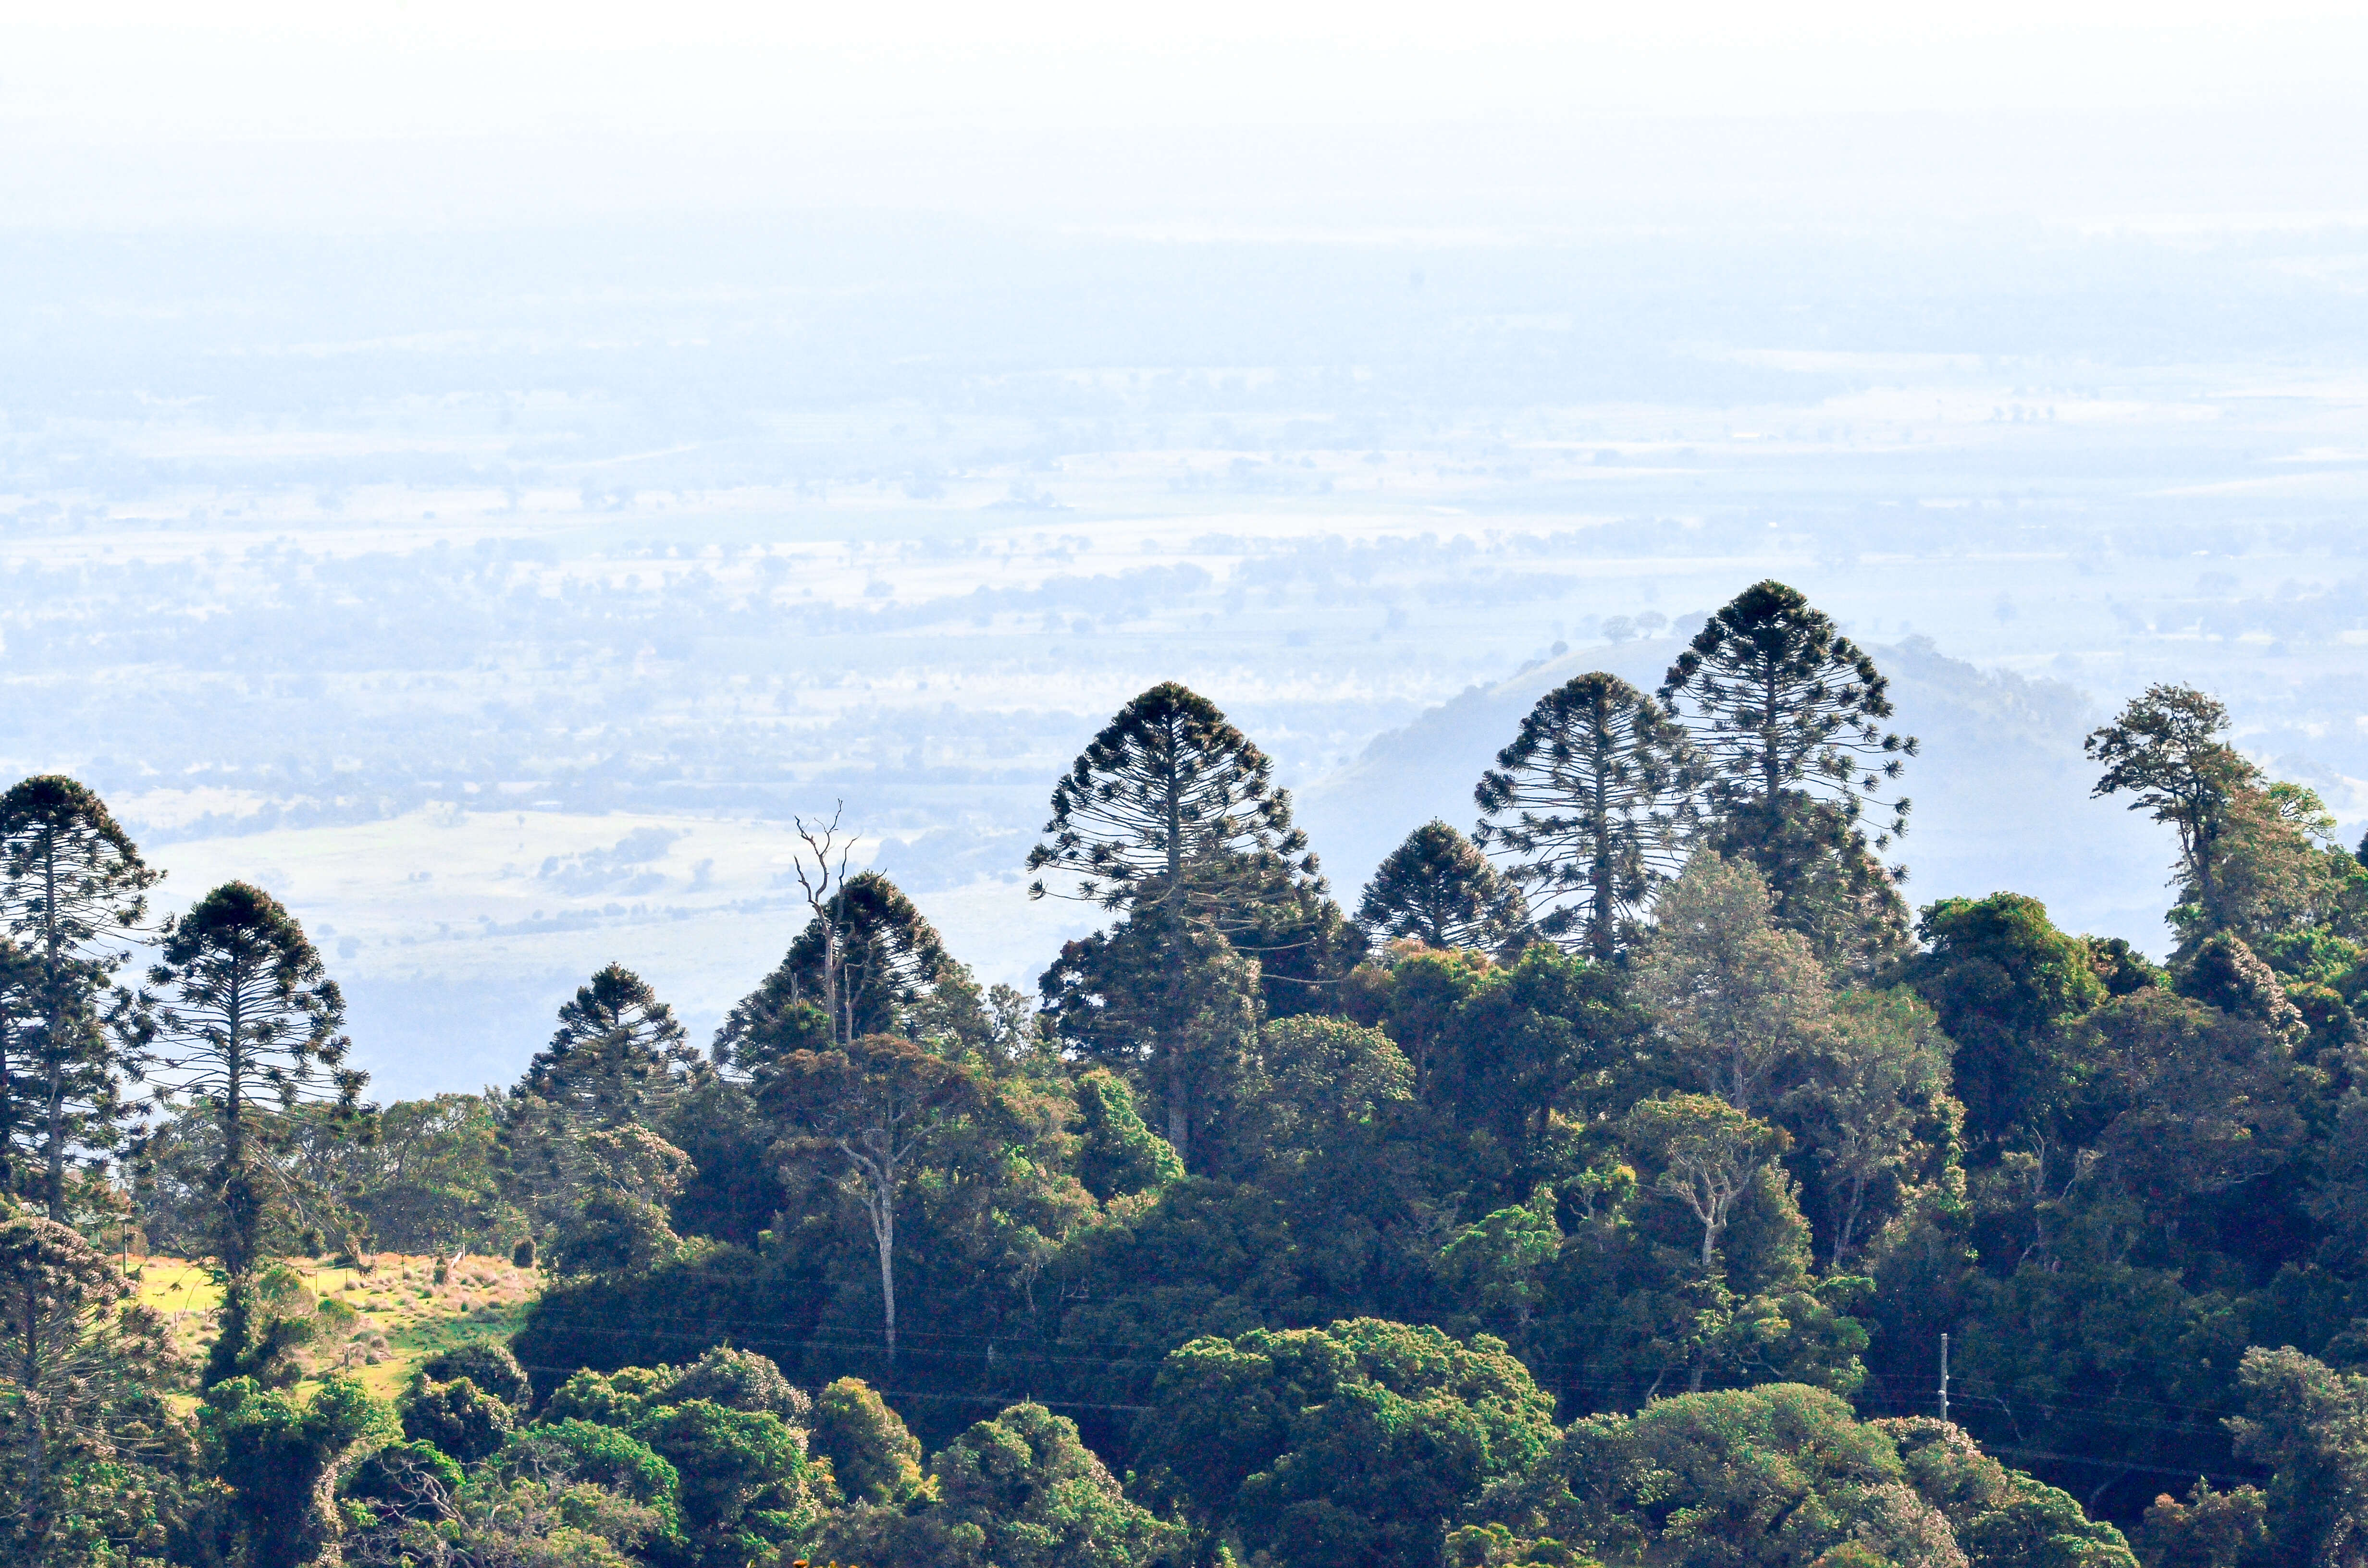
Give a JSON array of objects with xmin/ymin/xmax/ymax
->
[{"xmin": 8, "ymin": 579, "xmax": 2368, "ymax": 1568}]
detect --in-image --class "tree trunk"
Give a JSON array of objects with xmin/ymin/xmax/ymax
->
[
  {"xmin": 1164, "ymin": 720, "xmax": 1185, "ymax": 885},
  {"xmin": 1167, "ymin": 1063, "xmax": 1191, "ymax": 1170},
  {"xmin": 43, "ymin": 1073, "xmax": 66, "ymax": 1225},
  {"xmin": 41, "ymin": 843, "xmax": 66, "ymax": 1224},
  {"xmin": 874, "ymin": 1189, "xmax": 897, "ymax": 1360}
]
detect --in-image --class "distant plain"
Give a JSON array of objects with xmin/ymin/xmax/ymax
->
[{"xmin": 6, "ymin": 207, "xmax": 2367, "ymax": 1094}]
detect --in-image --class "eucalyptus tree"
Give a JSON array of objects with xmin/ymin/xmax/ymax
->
[
  {"xmin": 1474, "ymin": 672, "xmax": 1702, "ymax": 958},
  {"xmin": 0, "ymin": 777, "xmax": 161, "ymax": 1221},
  {"xmin": 1657, "ymin": 582, "xmax": 1917, "ymax": 962},
  {"xmin": 1628, "ymin": 852, "xmax": 1832, "ymax": 1118},
  {"xmin": 1026, "ymin": 681, "xmax": 1320, "ymax": 923},
  {"xmin": 2087, "ymin": 685, "xmax": 2253, "ymax": 887},
  {"xmin": 1356, "ymin": 821, "xmax": 1532, "ymax": 957},
  {"xmin": 133, "ymin": 881, "xmax": 364, "ymax": 1382},
  {"xmin": 759, "ymin": 1033, "xmax": 985, "ymax": 1358}
]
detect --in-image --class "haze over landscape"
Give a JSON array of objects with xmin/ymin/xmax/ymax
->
[
  {"xmin": 8, "ymin": 3, "xmax": 2368, "ymax": 1098},
  {"xmin": 30, "ymin": 10, "xmax": 2368, "ymax": 1568}
]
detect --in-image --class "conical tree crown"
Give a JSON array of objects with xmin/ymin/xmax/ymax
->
[
  {"xmin": 1027, "ymin": 681, "xmax": 1317, "ymax": 917},
  {"xmin": 146, "ymin": 881, "xmax": 356, "ymax": 1100},
  {"xmin": 1358, "ymin": 821, "xmax": 1530, "ymax": 957},
  {"xmin": 1474, "ymin": 671, "xmax": 1702, "ymax": 956},
  {"xmin": 717, "ymin": 871, "xmax": 951, "ymax": 1064},
  {"xmin": 523, "ymin": 962, "xmax": 697, "ymax": 1128},
  {"xmin": 1658, "ymin": 581, "xmax": 1915, "ymax": 847}
]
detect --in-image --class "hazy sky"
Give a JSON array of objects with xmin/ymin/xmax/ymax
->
[{"xmin": 8, "ymin": 2, "xmax": 2367, "ymax": 229}]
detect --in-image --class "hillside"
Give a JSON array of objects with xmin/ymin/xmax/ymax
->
[{"xmin": 133, "ymin": 1251, "xmax": 541, "ymax": 1403}]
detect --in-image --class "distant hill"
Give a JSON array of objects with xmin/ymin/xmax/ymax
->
[{"xmin": 1295, "ymin": 633, "xmax": 2174, "ymax": 952}]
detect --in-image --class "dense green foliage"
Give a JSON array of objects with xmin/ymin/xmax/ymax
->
[{"xmin": 30, "ymin": 577, "xmax": 2368, "ymax": 1566}]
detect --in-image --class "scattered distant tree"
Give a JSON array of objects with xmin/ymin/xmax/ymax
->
[
  {"xmin": 1026, "ymin": 681, "xmax": 1319, "ymax": 922},
  {"xmin": 0, "ymin": 776, "xmax": 161, "ymax": 1222},
  {"xmin": 1629, "ymin": 852, "xmax": 1832, "ymax": 1116},
  {"xmin": 1358, "ymin": 821, "xmax": 1531, "ymax": 956},
  {"xmin": 2087, "ymin": 684, "xmax": 2258, "ymax": 927},
  {"xmin": 1659, "ymin": 582, "xmax": 1916, "ymax": 964},
  {"xmin": 133, "ymin": 881, "xmax": 366, "ymax": 1384},
  {"xmin": 758, "ymin": 1033, "xmax": 984, "ymax": 1358},
  {"xmin": 1475, "ymin": 672, "xmax": 1703, "ymax": 957}
]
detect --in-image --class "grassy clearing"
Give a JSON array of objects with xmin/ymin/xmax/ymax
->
[{"xmin": 128, "ymin": 1252, "xmax": 542, "ymax": 1402}]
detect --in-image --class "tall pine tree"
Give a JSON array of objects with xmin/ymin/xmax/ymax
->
[
  {"xmin": 1357, "ymin": 821, "xmax": 1532, "ymax": 957},
  {"xmin": 501, "ymin": 963, "xmax": 701, "ymax": 1237},
  {"xmin": 1657, "ymin": 582, "xmax": 1916, "ymax": 967},
  {"xmin": 0, "ymin": 776, "xmax": 160, "ymax": 1221},
  {"xmin": 717, "ymin": 872, "xmax": 952, "ymax": 1066},
  {"xmin": 1026, "ymin": 681, "xmax": 1318, "ymax": 921},
  {"xmin": 134, "ymin": 881, "xmax": 364, "ymax": 1383},
  {"xmin": 1474, "ymin": 673, "xmax": 1702, "ymax": 958}
]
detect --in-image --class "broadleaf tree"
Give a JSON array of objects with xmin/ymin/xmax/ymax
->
[{"xmin": 758, "ymin": 1032, "xmax": 985, "ymax": 1358}]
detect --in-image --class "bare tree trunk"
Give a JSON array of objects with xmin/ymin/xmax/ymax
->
[{"xmin": 873, "ymin": 1188, "xmax": 897, "ymax": 1360}]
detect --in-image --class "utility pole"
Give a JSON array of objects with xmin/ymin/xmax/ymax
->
[{"xmin": 1938, "ymin": 1332, "xmax": 1951, "ymax": 1424}]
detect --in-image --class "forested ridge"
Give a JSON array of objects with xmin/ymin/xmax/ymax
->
[{"xmin": 7, "ymin": 578, "xmax": 2368, "ymax": 1568}]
